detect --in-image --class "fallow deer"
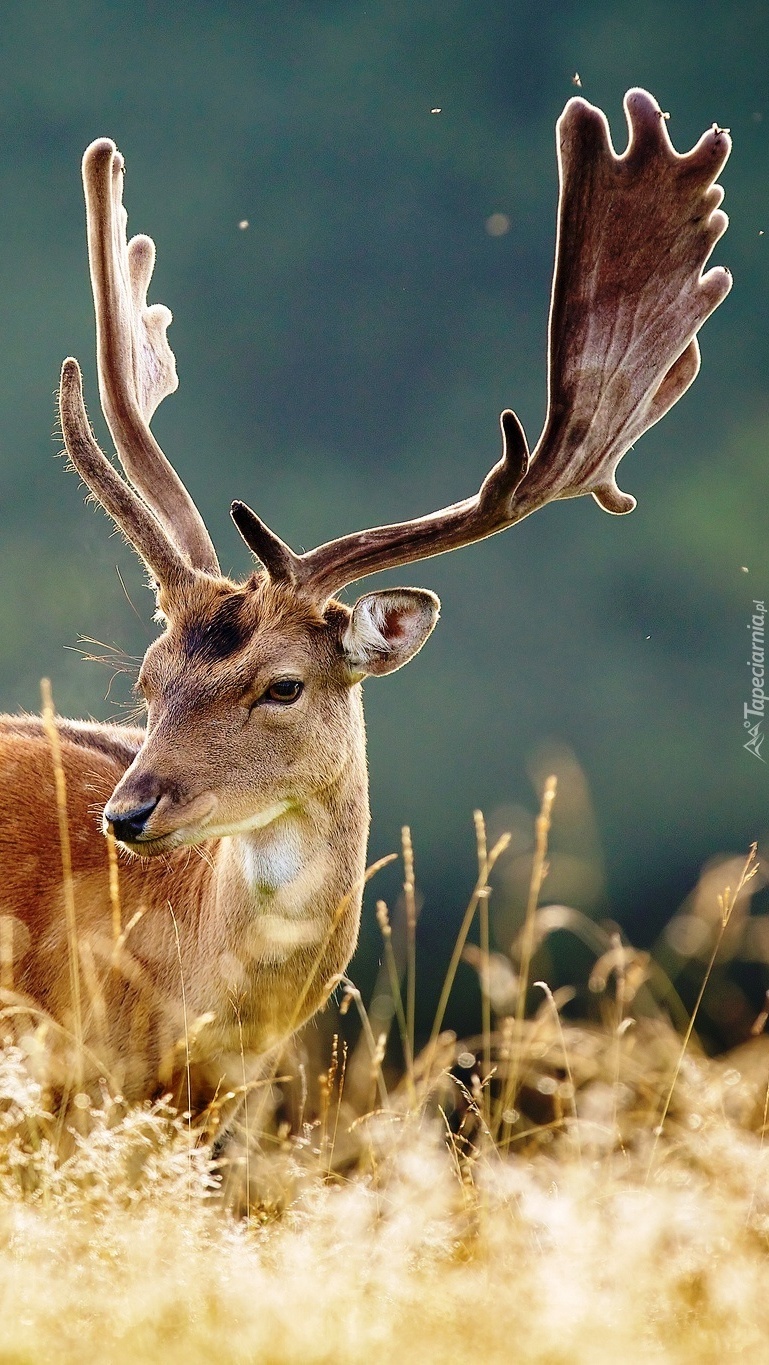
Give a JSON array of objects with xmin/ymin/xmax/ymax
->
[{"xmin": 0, "ymin": 89, "xmax": 731, "ymax": 1112}]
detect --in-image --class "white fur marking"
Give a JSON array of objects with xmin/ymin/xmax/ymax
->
[
  {"xmin": 239, "ymin": 829, "xmax": 302, "ymax": 894},
  {"xmin": 245, "ymin": 913, "xmax": 326, "ymax": 964},
  {"xmin": 199, "ymin": 800, "xmax": 291, "ymax": 841}
]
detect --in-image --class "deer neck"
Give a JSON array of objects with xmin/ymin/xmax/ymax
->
[
  {"xmin": 211, "ymin": 716, "xmax": 370, "ymax": 966},
  {"xmin": 221, "ymin": 803, "xmax": 339, "ymax": 960}
]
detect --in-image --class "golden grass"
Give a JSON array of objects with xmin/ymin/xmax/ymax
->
[
  {"xmin": 4, "ymin": 1031, "xmax": 769, "ymax": 1364},
  {"xmin": 3, "ymin": 737, "xmax": 769, "ymax": 1361}
]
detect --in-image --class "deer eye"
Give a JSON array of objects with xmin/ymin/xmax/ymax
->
[{"xmin": 263, "ymin": 679, "xmax": 304, "ymax": 705}]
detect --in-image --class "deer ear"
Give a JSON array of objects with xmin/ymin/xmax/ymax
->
[{"xmin": 342, "ymin": 589, "xmax": 440, "ymax": 678}]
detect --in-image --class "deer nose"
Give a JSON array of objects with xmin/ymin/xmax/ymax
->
[{"xmin": 104, "ymin": 798, "xmax": 159, "ymax": 843}]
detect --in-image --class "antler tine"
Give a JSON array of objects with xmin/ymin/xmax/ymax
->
[
  {"xmin": 82, "ymin": 138, "xmax": 220, "ymax": 575},
  {"xmin": 239, "ymin": 89, "xmax": 729, "ymax": 603},
  {"xmin": 230, "ymin": 500, "xmax": 302, "ymax": 582},
  {"xmin": 59, "ymin": 358, "xmax": 195, "ymax": 590}
]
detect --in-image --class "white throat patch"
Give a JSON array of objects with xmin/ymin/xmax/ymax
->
[
  {"xmin": 239, "ymin": 826, "xmax": 302, "ymax": 895},
  {"xmin": 201, "ymin": 800, "xmax": 291, "ymax": 841}
]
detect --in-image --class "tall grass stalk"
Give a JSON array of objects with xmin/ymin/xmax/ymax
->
[
  {"xmin": 495, "ymin": 774, "xmax": 557, "ymax": 1142},
  {"xmin": 533, "ymin": 979, "xmax": 581, "ymax": 1159},
  {"xmin": 235, "ymin": 1007, "xmax": 252, "ymax": 1215},
  {"xmin": 475, "ymin": 810, "xmax": 492, "ymax": 1116},
  {"xmin": 328, "ymin": 1037, "xmax": 347, "ymax": 1171},
  {"xmin": 376, "ymin": 899, "xmax": 415, "ymax": 1102},
  {"xmin": 0, "ymin": 915, "xmax": 13, "ymax": 992},
  {"xmin": 40, "ymin": 677, "xmax": 83, "ymax": 1093},
  {"xmin": 645, "ymin": 842, "xmax": 759, "ymax": 1179},
  {"xmin": 339, "ymin": 978, "xmax": 389, "ymax": 1111},
  {"xmin": 402, "ymin": 825, "xmax": 417, "ymax": 1081},
  {"xmin": 610, "ymin": 934, "xmax": 629, "ymax": 1152},
  {"xmin": 426, "ymin": 830, "xmax": 511, "ymax": 1078},
  {"xmin": 168, "ymin": 901, "xmax": 194, "ymax": 1211},
  {"xmin": 320, "ymin": 1033, "xmax": 346, "ymax": 1174},
  {"xmin": 105, "ymin": 824, "xmax": 122, "ymax": 949}
]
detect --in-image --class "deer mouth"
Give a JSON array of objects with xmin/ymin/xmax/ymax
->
[
  {"xmin": 111, "ymin": 796, "xmax": 293, "ymax": 856},
  {"xmin": 104, "ymin": 791, "xmax": 219, "ymax": 855},
  {"xmin": 117, "ymin": 828, "xmax": 201, "ymax": 857}
]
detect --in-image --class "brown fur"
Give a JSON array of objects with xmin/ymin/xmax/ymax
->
[{"xmin": 0, "ymin": 577, "xmax": 373, "ymax": 1111}]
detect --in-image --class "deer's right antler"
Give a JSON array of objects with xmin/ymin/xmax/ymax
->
[
  {"xmin": 59, "ymin": 357, "xmax": 195, "ymax": 589},
  {"xmin": 233, "ymin": 88, "xmax": 731, "ymax": 600}
]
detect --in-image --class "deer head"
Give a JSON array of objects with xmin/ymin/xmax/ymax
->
[{"xmin": 60, "ymin": 89, "xmax": 730, "ymax": 853}]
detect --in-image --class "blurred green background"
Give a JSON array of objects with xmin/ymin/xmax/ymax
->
[{"xmin": 0, "ymin": 1, "xmax": 766, "ymax": 1034}]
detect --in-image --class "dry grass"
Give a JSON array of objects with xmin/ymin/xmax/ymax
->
[
  {"xmin": 4, "ymin": 1031, "xmax": 769, "ymax": 1364},
  {"xmin": 2, "ymin": 763, "xmax": 769, "ymax": 1361}
]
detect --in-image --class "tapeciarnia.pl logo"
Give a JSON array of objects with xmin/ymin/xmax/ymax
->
[{"xmin": 744, "ymin": 598, "xmax": 766, "ymax": 762}]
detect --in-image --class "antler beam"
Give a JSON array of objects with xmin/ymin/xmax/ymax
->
[{"xmin": 231, "ymin": 407, "xmax": 531, "ymax": 594}]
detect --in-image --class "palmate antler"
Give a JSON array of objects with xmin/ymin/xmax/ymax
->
[
  {"xmin": 234, "ymin": 88, "xmax": 730, "ymax": 599},
  {"xmin": 521, "ymin": 87, "xmax": 730, "ymax": 516},
  {"xmin": 61, "ymin": 89, "xmax": 731, "ymax": 604}
]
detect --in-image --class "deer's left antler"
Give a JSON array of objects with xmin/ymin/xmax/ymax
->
[
  {"xmin": 519, "ymin": 86, "xmax": 731, "ymax": 517},
  {"xmin": 233, "ymin": 88, "xmax": 730, "ymax": 600}
]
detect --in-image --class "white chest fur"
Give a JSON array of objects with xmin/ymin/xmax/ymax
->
[
  {"xmin": 231, "ymin": 819, "xmax": 330, "ymax": 963},
  {"xmin": 239, "ymin": 823, "xmax": 303, "ymax": 895}
]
